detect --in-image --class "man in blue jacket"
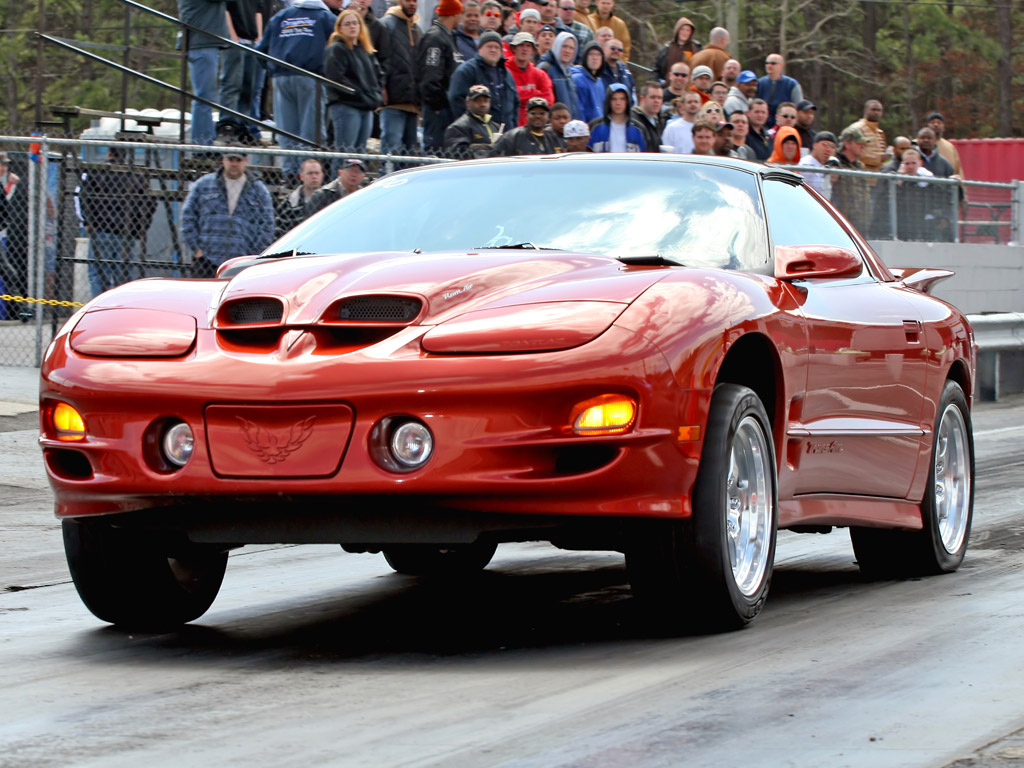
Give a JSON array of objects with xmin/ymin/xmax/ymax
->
[
  {"xmin": 256, "ymin": 0, "xmax": 342, "ymax": 177},
  {"xmin": 588, "ymin": 83, "xmax": 645, "ymax": 152},
  {"xmin": 181, "ymin": 150, "xmax": 275, "ymax": 276},
  {"xmin": 448, "ymin": 30, "xmax": 519, "ymax": 131}
]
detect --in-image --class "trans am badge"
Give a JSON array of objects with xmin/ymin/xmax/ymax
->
[{"xmin": 236, "ymin": 416, "xmax": 317, "ymax": 464}]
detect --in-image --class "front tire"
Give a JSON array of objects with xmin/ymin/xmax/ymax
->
[
  {"xmin": 382, "ymin": 541, "xmax": 498, "ymax": 576},
  {"xmin": 852, "ymin": 380, "xmax": 974, "ymax": 577},
  {"xmin": 627, "ymin": 384, "xmax": 778, "ymax": 631},
  {"xmin": 63, "ymin": 518, "xmax": 228, "ymax": 631}
]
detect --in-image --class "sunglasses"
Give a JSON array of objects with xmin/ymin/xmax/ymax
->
[
  {"xmin": 609, "ymin": 46, "xmax": 623, "ymax": 52},
  {"xmin": 670, "ymin": 72, "xmax": 689, "ymax": 77},
  {"xmin": 484, "ymin": 10, "xmax": 501, "ymax": 15}
]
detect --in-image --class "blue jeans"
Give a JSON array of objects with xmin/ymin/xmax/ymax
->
[
  {"xmin": 379, "ymin": 107, "xmax": 419, "ymax": 156},
  {"xmin": 273, "ymin": 74, "xmax": 324, "ymax": 176},
  {"xmin": 89, "ymin": 232, "xmax": 141, "ymax": 297},
  {"xmin": 218, "ymin": 41, "xmax": 260, "ymax": 128},
  {"xmin": 329, "ymin": 103, "xmax": 373, "ymax": 153},
  {"xmin": 188, "ymin": 47, "xmax": 221, "ymax": 146}
]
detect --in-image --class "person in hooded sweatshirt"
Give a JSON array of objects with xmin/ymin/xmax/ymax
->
[
  {"xmin": 570, "ymin": 41, "xmax": 612, "ymax": 124},
  {"xmin": 588, "ymin": 83, "xmax": 645, "ymax": 153},
  {"xmin": 538, "ymin": 32, "xmax": 582, "ymax": 120},
  {"xmin": 256, "ymin": 0, "xmax": 342, "ymax": 177},
  {"xmin": 653, "ymin": 17, "xmax": 702, "ymax": 81}
]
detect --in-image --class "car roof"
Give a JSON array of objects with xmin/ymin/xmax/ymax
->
[{"xmin": 390, "ymin": 153, "xmax": 804, "ymax": 186}]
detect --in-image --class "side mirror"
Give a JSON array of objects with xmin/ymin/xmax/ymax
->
[{"xmin": 774, "ymin": 244, "xmax": 863, "ymax": 280}]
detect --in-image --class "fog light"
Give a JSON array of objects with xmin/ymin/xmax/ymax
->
[
  {"xmin": 52, "ymin": 402, "xmax": 86, "ymax": 441},
  {"xmin": 390, "ymin": 421, "xmax": 433, "ymax": 468},
  {"xmin": 571, "ymin": 394, "xmax": 637, "ymax": 436},
  {"xmin": 162, "ymin": 422, "xmax": 195, "ymax": 467}
]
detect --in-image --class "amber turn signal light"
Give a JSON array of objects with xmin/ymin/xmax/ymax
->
[
  {"xmin": 571, "ymin": 394, "xmax": 637, "ymax": 436},
  {"xmin": 52, "ymin": 402, "xmax": 86, "ymax": 441}
]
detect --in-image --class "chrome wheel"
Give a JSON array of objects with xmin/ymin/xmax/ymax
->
[
  {"xmin": 934, "ymin": 403, "xmax": 971, "ymax": 554},
  {"xmin": 727, "ymin": 415, "xmax": 773, "ymax": 597}
]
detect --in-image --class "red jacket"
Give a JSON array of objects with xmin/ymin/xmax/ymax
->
[{"xmin": 505, "ymin": 58, "xmax": 555, "ymax": 126}]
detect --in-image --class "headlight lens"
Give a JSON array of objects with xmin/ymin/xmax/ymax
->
[
  {"xmin": 390, "ymin": 421, "xmax": 434, "ymax": 468},
  {"xmin": 162, "ymin": 422, "xmax": 195, "ymax": 467},
  {"xmin": 571, "ymin": 395, "xmax": 637, "ymax": 436},
  {"xmin": 52, "ymin": 402, "xmax": 86, "ymax": 441}
]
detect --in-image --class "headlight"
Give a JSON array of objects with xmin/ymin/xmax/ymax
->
[
  {"xmin": 162, "ymin": 422, "xmax": 195, "ymax": 467},
  {"xmin": 421, "ymin": 301, "xmax": 625, "ymax": 354},
  {"xmin": 370, "ymin": 417, "xmax": 434, "ymax": 472}
]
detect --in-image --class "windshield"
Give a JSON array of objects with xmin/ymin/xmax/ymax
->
[{"xmin": 268, "ymin": 158, "xmax": 770, "ymax": 270}]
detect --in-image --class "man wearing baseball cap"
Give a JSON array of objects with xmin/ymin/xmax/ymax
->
[
  {"xmin": 506, "ymin": 32, "xmax": 555, "ymax": 125},
  {"xmin": 689, "ymin": 64, "xmax": 713, "ymax": 103},
  {"xmin": 798, "ymin": 130, "xmax": 838, "ymax": 200},
  {"xmin": 560, "ymin": 119, "xmax": 592, "ymax": 152},
  {"xmin": 305, "ymin": 158, "xmax": 368, "ymax": 218},
  {"xmin": 490, "ymin": 96, "xmax": 557, "ymax": 155},
  {"xmin": 723, "ymin": 69, "xmax": 757, "ymax": 117},
  {"xmin": 926, "ymin": 111, "xmax": 964, "ymax": 176},
  {"xmin": 448, "ymin": 29, "xmax": 520, "ymax": 130},
  {"xmin": 444, "ymin": 84, "xmax": 499, "ymax": 158},
  {"xmin": 417, "ymin": 0, "xmax": 465, "ymax": 154},
  {"xmin": 795, "ymin": 99, "xmax": 816, "ymax": 152}
]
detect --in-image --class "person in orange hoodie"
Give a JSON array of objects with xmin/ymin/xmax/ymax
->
[{"xmin": 767, "ymin": 125, "xmax": 801, "ymax": 165}]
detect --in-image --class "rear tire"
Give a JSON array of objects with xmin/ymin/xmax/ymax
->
[
  {"xmin": 627, "ymin": 384, "xmax": 778, "ymax": 631},
  {"xmin": 63, "ymin": 518, "xmax": 227, "ymax": 631},
  {"xmin": 382, "ymin": 541, "xmax": 497, "ymax": 576},
  {"xmin": 852, "ymin": 380, "xmax": 974, "ymax": 578}
]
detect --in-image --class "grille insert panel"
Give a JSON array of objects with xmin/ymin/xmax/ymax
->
[
  {"xmin": 226, "ymin": 298, "xmax": 284, "ymax": 324},
  {"xmin": 338, "ymin": 296, "xmax": 422, "ymax": 323}
]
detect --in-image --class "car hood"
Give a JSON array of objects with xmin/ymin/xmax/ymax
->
[{"xmin": 211, "ymin": 251, "xmax": 673, "ymax": 327}]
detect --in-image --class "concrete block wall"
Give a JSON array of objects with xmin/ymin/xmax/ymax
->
[{"xmin": 869, "ymin": 241, "xmax": 1024, "ymax": 315}]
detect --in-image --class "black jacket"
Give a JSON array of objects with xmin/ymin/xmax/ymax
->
[
  {"xmin": 630, "ymin": 105, "xmax": 667, "ymax": 154},
  {"xmin": 79, "ymin": 168, "xmax": 156, "ymax": 238},
  {"xmin": 324, "ymin": 41, "xmax": 382, "ymax": 110},
  {"xmin": 489, "ymin": 125, "xmax": 556, "ymax": 156},
  {"xmin": 417, "ymin": 20, "xmax": 461, "ymax": 111},
  {"xmin": 448, "ymin": 55, "xmax": 519, "ymax": 131},
  {"xmin": 444, "ymin": 111, "xmax": 496, "ymax": 159},
  {"xmin": 379, "ymin": 11, "xmax": 422, "ymax": 106}
]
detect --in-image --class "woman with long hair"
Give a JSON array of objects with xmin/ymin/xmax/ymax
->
[{"xmin": 324, "ymin": 9, "xmax": 382, "ymax": 153}]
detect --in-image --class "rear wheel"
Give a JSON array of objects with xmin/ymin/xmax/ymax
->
[
  {"xmin": 627, "ymin": 384, "xmax": 778, "ymax": 631},
  {"xmin": 63, "ymin": 518, "xmax": 228, "ymax": 631},
  {"xmin": 382, "ymin": 541, "xmax": 498, "ymax": 576},
  {"xmin": 852, "ymin": 380, "xmax": 974, "ymax": 577}
]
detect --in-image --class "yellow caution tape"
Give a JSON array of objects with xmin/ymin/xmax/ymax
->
[{"xmin": 1, "ymin": 294, "xmax": 84, "ymax": 308}]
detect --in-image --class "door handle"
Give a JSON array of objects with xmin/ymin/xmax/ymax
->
[{"xmin": 903, "ymin": 319, "xmax": 922, "ymax": 341}]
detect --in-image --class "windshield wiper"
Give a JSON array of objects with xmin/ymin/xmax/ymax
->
[
  {"xmin": 475, "ymin": 243, "xmax": 561, "ymax": 250},
  {"xmin": 615, "ymin": 253, "xmax": 686, "ymax": 267}
]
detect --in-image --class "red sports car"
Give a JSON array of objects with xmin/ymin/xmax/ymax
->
[{"xmin": 40, "ymin": 155, "xmax": 975, "ymax": 632}]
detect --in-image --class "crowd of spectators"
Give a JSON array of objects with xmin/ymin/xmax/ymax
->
[{"xmin": 5, "ymin": 2, "xmax": 968, "ymax": 303}]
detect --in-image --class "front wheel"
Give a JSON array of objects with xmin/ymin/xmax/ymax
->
[
  {"xmin": 852, "ymin": 380, "xmax": 974, "ymax": 577},
  {"xmin": 63, "ymin": 518, "xmax": 228, "ymax": 631},
  {"xmin": 627, "ymin": 384, "xmax": 778, "ymax": 631},
  {"xmin": 382, "ymin": 541, "xmax": 498, "ymax": 576}
]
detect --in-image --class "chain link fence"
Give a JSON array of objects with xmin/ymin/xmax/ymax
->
[
  {"xmin": 0, "ymin": 135, "xmax": 1021, "ymax": 367},
  {"xmin": 788, "ymin": 164, "xmax": 1020, "ymax": 245},
  {"xmin": 0, "ymin": 135, "xmax": 441, "ymax": 366}
]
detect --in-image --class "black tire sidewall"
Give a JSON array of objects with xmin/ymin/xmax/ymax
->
[
  {"xmin": 691, "ymin": 384, "xmax": 778, "ymax": 626},
  {"xmin": 921, "ymin": 380, "xmax": 974, "ymax": 572}
]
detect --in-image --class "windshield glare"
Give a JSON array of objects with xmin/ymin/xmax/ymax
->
[{"xmin": 268, "ymin": 159, "xmax": 770, "ymax": 270}]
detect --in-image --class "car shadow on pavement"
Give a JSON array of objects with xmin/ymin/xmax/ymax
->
[{"xmin": 67, "ymin": 547, "xmax": 887, "ymax": 665}]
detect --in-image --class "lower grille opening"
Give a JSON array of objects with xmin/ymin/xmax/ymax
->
[
  {"xmin": 45, "ymin": 448, "xmax": 94, "ymax": 480},
  {"xmin": 337, "ymin": 296, "xmax": 422, "ymax": 323}
]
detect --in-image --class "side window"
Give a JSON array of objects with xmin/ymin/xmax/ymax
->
[{"xmin": 762, "ymin": 179, "xmax": 863, "ymax": 252}]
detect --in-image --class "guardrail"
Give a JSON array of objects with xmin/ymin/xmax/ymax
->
[{"xmin": 971, "ymin": 313, "xmax": 1024, "ymax": 401}]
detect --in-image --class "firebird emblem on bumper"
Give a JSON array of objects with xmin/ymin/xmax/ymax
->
[{"xmin": 237, "ymin": 416, "xmax": 317, "ymax": 464}]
